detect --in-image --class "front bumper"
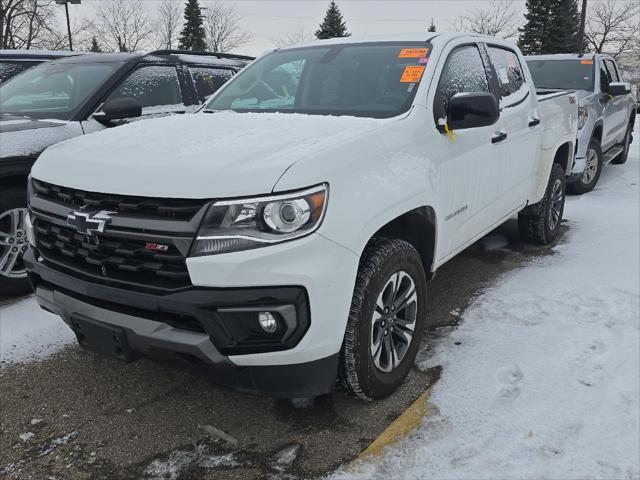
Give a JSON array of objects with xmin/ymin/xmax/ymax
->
[{"xmin": 24, "ymin": 248, "xmax": 340, "ymax": 398}]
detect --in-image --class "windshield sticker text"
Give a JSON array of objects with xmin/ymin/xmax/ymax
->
[
  {"xmin": 399, "ymin": 48, "xmax": 429, "ymax": 58},
  {"xmin": 400, "ymin": 65, "xmax": 425, "ymax": 83}
]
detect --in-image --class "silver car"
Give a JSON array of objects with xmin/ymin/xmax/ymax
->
[{"xmin": 526, "ymin": 53, "xmax": 636, "ymax": 194}]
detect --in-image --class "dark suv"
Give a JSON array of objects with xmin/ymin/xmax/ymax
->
[
  {"xmin": 0, "ymin": 49, "xmax": 86, "ymax": 84},
  {"xmin": 0, "ymin": 50, "xmax": 253, "ymax": 294}
]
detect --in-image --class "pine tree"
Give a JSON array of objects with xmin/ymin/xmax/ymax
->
[
  {"xmin": 428, "ymin": 19, "xmax": 436, "ymax": 32},
  {"xmin": 519, "ymin": 0, "xmax": 579, "ymax": 55},
  {"xmin": 178, "ymin": 0, "xmax": 206, "ymax": 51},
  {"xmin": 89, "ymin": 37, "xmax": 102, "ymax": 53},
  {"xmin": 315, "ymin": 1, "xmax": 351, "ymax": 39}
]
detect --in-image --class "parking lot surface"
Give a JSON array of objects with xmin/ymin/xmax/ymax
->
[{"xmin": 0, "ymin": 220, "xmax": 561, "ymax": 479}]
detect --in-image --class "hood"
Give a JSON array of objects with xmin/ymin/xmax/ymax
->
[
  {"xmin": 32, "ymin": 111, "xmax": 384, "ymax": 198},
  {"xmin": 0, "ymin": 115, "xmax": 81, "ymax": 159}
]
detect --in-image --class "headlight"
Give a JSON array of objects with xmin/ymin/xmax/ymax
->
[
  {"xmin": 191, "ymin": 184, "xmax": 328, "ymax": 256},
  {"xmin": 578, "ymin": 106, "xmax": 588, "ymax": 130}
]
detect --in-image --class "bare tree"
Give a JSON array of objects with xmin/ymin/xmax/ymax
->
[
  {"xmin": 1, "ymin": 0, "xmax": 59, "ymax": 49},
  {"xmin": 203, "ymin": 1, "xmax": 252, "ymax": 53},
  {"xmin": 90, "ymin": 0, "xmax": 157, "ymax": 52},
  {"xmin": 584, "ymin": 0, "xmax": 639, "ymax": 59},
  {"xmin": 271, "ymin": 28, "xmax": 311, "ymax": 48},
  {"xmin": 157, "ymin": 0, "xmax": 182, "ymax": 50},
  {"xmin": 449, "ymin": 0, "xmax": 521, "ymax": 39}
]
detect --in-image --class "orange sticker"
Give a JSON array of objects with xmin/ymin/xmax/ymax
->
[
  {"xmin": 400, "ymin": 65, "xmax": 425, "ymax": 83},
  {"xmin": 580, "ymin": 59, "xmax": 594, "ymax": 65},
  {"xmin": 399, "ymin": 48, "xmax": 429, "ymax": 58}
]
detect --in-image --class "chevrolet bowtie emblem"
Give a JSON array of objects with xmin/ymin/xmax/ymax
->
[{"xmin": 66, "ymin": 210, "xmax": 114, "ymax": 236}]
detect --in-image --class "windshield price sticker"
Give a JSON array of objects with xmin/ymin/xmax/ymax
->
[
  {"xmin": 399, "ymin": 48, "xmax": 429, "ymax": 58},
  {"xmin": 580, "ymin": 59, "xmax": 593, "ymax": 65},
  {"xmin": 400, "ymin": 65, "xmax": 426, "ymax": 83}
]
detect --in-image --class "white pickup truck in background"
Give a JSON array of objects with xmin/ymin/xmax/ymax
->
[{"xmin": 25, "ymin": 33, "xmax": 578, "ymax": 400}]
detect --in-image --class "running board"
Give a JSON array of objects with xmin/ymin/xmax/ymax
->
[{"xmin": 603, "ymin": 145, "xmax": 624, "ymax": 164}]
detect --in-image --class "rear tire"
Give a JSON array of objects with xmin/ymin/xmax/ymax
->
[
  {"xmin": 339, "ymin": 239, "xmax": 427, "ymax": 400},
  {"xmin": 518, "ymin": 163, "xmax": 566, "ymax": 245},
  {"xmin": 567, "ymin": 138, "xmax": 602, "ymax": 195},
  {"xmin": 0, "ymin": 186, "xmax": 31, "ymax": 296},
  {"xmin": 611, "ymin": 121, "xmax": 633, "ymax": 165}
]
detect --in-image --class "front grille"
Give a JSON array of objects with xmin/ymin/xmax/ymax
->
[
  {"xmin": 34, "ymin": 219, "xmax": 191, "ymax": 289},
  {"xmin": 32, "ymin": 179, "xmax": 205, "ymax": 221}
]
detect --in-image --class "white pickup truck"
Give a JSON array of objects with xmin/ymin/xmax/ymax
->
[{"xmin": 24, "ymin": 33, "xmax": 578, "ymax": 399}]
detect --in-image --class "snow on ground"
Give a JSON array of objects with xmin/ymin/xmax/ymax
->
[
  {"xmin": 336, "ymin": 127, "xmax": 640, "ymax": 480},
  {"xmin": 0, "ymin": 297, "xmax": 75, "ymax": 365}
]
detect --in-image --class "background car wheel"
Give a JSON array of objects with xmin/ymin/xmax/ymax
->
[
  {"xmin": 611, "ymin": 121, "xmax": 633, "ymax": 165},
  {"xmin": 567, "ymin": 138, "xmax": 602, "ymax": 195},
  {"xmin": 339, "ymin": 238, "xmax": 427, "ymax": 400},
  {"xmin": 518, "ymin": 163, "xmax": 566, "ymax": 245},
  {"xmin": 0, "ymin": 186, "xmax": 31, "ymax": 296}
]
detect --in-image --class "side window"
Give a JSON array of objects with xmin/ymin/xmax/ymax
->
[
  {"xmin": 487, "ymin": 46, "xmax": 525, "ymax": 100},
  {"xmin": 104, "ymin": 66, "xmax": 183, "ymax": 112},
  {"xmin": 189, "ymin": 67, "xmax": 233, "ymax": 102},
  {"xmin": 433, "ymin": 45, "xmax": 489, "ymax": 122},
  {"xmin": 599, "ymin": 61, "xmax": 611, "ymax": 92},
  {"xmin": 604, "ymin": 59, "xmax": 619, "ymax": 82}
]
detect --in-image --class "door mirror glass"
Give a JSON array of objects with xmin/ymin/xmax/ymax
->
[
  {"xmin": 446, "ymin": 92, "xmax": 500, "ymax": 130},
  {"xmin": 608, "ymin": 81, "xmax": 631, "ymax": 97}
]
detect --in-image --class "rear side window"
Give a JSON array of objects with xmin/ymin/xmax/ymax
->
[
  {"xmin": 105, "ymin": 65, "xmax": 183, "ymax": 111},
  {"xmin": 433, "ymin": 45, "xmax": 489, "ymax": 122},
  {"xmin": 189, "ymin": 67, "xmax": 233, "ymax": 102},
  {"xmin": 604, "ymin": 59, "xmax": 619, "ymax": 82},
  {"xmin": 487, "ymin": 46, "xmax": 525, "ymax": 99},
  {"xmin": 0, "ymin": 61, "xmax": 38, "ymax": 83}
]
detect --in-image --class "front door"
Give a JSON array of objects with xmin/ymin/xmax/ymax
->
[{"xmin": 428, "ymin": 42, "xmax": 506, "ymax": 262}]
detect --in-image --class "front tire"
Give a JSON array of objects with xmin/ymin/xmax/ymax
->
[
  {"xmin": 567, "ymin": 138, "xmax": 602, "ymax": 195},
  {"xmin": 518, "ymin": 163, "xmax": 566, "ymax": 245},
  {"xmin": 339, "ymin": 239, "xmax": 427, "ymax": 400},
  {"xmin": 0, "ymin": 186, "xmax": 31, "ymax": 296}
]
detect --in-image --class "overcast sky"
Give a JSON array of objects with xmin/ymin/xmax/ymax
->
[
  {"xmin": 63, "ymin": 0, "xmax": 533, "ymax": 55},
  {"xmin": 63, "ymin": 0, "xmax": 632, "ymax": 56}
]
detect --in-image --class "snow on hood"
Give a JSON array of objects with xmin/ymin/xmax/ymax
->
[
  {"xmin": 0, "ymin": 116, "xmax": 81, "ymax": 159},
  {"xmin": 32, "ymin": 111, "xmax": 385, "ymax": 198}
]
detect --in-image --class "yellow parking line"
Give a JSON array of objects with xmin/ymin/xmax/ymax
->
[{"xmin": 353, "ymin": 387, "xmax": 435, "ymax": 464}]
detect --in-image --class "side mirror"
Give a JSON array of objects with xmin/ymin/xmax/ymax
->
[
  {"xmin": 608, "ymin": 82, "xmax": 631, "ymax": 97},
  {"xmin": 446, "ymin": 92, "xmax": 500, "ymax": 130},
  {"xmin": 94, "ymin": 97, "xmax": 142, "ymax": 125}
]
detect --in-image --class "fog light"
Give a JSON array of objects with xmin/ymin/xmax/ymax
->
[{"xmin": 258, "ymin": 312, "xmax": 278, "ymax": 333}]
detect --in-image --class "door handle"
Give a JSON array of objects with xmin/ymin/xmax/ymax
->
[
  {"xmin": 491, "ymin": 131, "xmax": 508, "ymax": 143},
  {"xmin": 528, "ymin": 118, "xmax": 540, "ymax": 127}
]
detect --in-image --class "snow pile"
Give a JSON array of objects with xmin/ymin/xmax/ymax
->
[
  {"xmin": 0, "ymin": 297, "xmax": 75, "ymax": 365},
  {"xmin": 336, "ymin": 127, "xmax": 640, "ymax": 479},
  {"xmin": 144, "ymin": 445, "xmax": 239, "ymax": 480}
]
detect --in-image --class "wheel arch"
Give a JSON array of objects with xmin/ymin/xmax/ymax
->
[
  {"xmin": 591, "ymin": 122, "xmax": 603, "ymax": 144},
  {"xmin": 364, "ymin": 206, "xmax": 438, "ymax": 281},
  {"xmin": 553, "ymin": 141, "xmax": 573, "ymax": 176}
]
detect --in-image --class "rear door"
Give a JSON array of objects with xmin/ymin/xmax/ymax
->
[
  {"xmin": 187, "ymin": 66, "xmax": 234, "ymax": 103},
  {"xmin": 429, "ymin": 42, "xmax": 506, "ymax": 260},
  {"xmin": 484, "ymin": 44, "xmax": 539, "ymax": 209}
]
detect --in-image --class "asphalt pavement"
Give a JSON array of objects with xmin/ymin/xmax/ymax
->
[{"xmin": 0, "ymin": 219, "xmax": 564, "ymax": 479}]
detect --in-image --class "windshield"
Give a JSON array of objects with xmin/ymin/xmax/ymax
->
[
  {"xmin": 205, "ymin": 42, "xmax": 432, "ymax": 118},
  {"xmin": 526, "ymin": 59, "xmax": 594, "ymax": 91},
  {"xmin": 0, "ymin": 62, "xmax": 116, "ymax": 120},
  {"xmin": 0, "ymin": 61, "xmax": 39, "ymax": 84}
]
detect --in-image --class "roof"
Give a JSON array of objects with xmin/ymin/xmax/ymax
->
[
  {"xmin": 278, "ymin": 32, "xmax": 515, "ymax": 51},
  {"xmin": 524, "ymin": 53, "xmax": 609, "ymax": 61},
  {"xmin": 0, "ymin": 49, "xmax": 87, "ymax": 60}
]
